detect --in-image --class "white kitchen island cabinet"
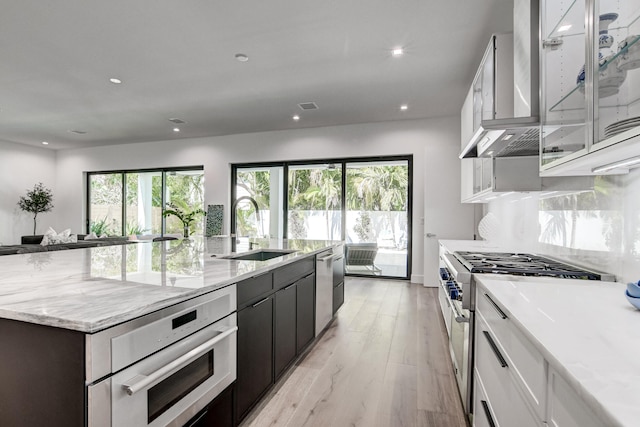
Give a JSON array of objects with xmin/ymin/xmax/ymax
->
[{"xmin": 474, "ymin": 275, "xmax": 635, "ymax": 427}]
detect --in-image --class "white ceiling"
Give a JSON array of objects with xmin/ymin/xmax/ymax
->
[{"xmin": 0, "ymin": 0, "xmax": 513, "ymax": 150}]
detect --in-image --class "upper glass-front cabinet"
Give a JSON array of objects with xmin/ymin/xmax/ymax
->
[{"xmin": 541, "ymin": 0, "xmax": 640, "ymax": 173}]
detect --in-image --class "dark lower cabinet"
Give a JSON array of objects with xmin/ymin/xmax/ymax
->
[
  {"xmin": 185, "ymin": 383, "xmax": 235, "ymax": 427},
  {"xmin": 0, "ymin": 318, "xmax": 85, "ymax": 427},
  {"xmin": 274, "ymin": 284, "xmax": 297, "ymax": 379},
  {"xmin": 236, "ymin": 295, "xmax": 274, "ymax": 420},
  {"xmin": 296, "ymin": 274, "xmax": 315, "ymax": 353}
]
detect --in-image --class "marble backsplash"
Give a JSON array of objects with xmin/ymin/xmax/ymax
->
[{"xmin": 485, "ymin": 168, "xmax": 640, "ymax": 284}]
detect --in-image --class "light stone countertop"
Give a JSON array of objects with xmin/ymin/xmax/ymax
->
[
  {"xmin": 0, "ymin": 237, "xmax": 341, "ymax": 333},
  {"xmin": 476, "ymin": 275, "xmax": 638, "ymax": 427}
]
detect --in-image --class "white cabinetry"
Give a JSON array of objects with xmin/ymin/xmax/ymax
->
[
  {"xmin": 473, "ymin": 284, "xmax": 607, "ymax": 427},
  {"xmin": 474, "ymin": 300, "xmax": 542, "ymax": 426},
  {"xmin": 547, "ymin": 368, "xmax": 601, "ymax": 427},
  {"xmin": 541, "ymin": 0, "xmax": 640, "ymax": 176}
]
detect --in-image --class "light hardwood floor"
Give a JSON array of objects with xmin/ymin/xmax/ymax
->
[{"xmin": 240, "ymin": 277, "xmax": 469, "ymax": 427}]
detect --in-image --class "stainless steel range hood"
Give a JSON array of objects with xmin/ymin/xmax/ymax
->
[
  {"xmin": 459, "ymin": 0, "xmax": 540, "ymax": 159},
  {"xmin": 460, "ymin": 117, "xmax": 540, "ymax": 158}
]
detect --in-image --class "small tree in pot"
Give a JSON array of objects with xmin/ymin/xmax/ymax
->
[{"xmin": 18, "ymin": 182, "xmax": 54, "ymax": 235}]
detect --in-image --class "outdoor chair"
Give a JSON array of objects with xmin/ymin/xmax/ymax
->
[{"xmin": 345, "ymin": 243, "xmax": 382, "ymax": 275}]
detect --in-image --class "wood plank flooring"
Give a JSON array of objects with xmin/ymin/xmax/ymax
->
[{"xmin": 239, "ymin": 277, "xmax": 468, "ymax": 427}]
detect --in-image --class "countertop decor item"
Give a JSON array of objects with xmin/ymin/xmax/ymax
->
[
  {"xmin": 625, "ymin": 290, "xmax": 640, "ymax": 309},
  {"xmin": 17, "ymin": 182, "xmax": 54, "ymax": 235},
  {"xmin": 162, "ymin": 202, "xmax": 205, "ymax": 239},
  {"xmin": 206, "ymin": 204, "xmax": 223, "ymax": 236}
]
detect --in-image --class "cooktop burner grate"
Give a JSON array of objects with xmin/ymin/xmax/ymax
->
[{"xmin": 453, "ymin": 251, "xmax": 604, "ymax": 280}]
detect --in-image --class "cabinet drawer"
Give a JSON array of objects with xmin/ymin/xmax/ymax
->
[
  {"xmin": 548, "ymin": 369, "xmax": 602, "ymax": 427},
  {"xmin": 237, "ymin": 272, "xmax": 273, "ymax": 308},
  {"xmin": 477, "ymin": 290, "xmax": 546, "ymax": 419},
  {"xmin": 475, "ymin": 316, "xmax": 540, "ymax": 427},
  {"xmin": 273, "ymin": 257, "xmax": 314, "ymax": 289},
  {"xmin": 473, "ymin": 371, "xmax": 499, "ymax": 427}
]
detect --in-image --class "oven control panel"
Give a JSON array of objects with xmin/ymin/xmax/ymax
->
[
  {"xmin": 110, "ymin": 284, "xmax": 236, "ymax": 372},
  {"xmin": 439, "ymin": 267, "xmax": 462, "ymax": 301}
]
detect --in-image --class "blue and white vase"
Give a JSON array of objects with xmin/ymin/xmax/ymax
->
[{"xmin": 577, "ymin": 13, "xmax": 625, "ymax": 98}]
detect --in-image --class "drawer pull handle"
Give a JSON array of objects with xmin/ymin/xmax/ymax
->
[
  {"xmin": 481, "ymin": 400, "xmax": 497, "ymax": 427},
  {"xmin": 483, "ymin": 331, "xmax": 508, "ymax": 368},
  {"xmin": 484, "ymin": 293, "xmax": 508, "ymax": 319},
  {"xmin": 252, "ymin": 297, "xmax": 270, "ymax": 308}
]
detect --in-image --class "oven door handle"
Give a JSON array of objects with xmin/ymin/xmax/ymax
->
[
  {"xmin": 451, "ymin": 300, "xmax": 469, "ymax": 323},
  {"xmin": 122, "ymin": 325, "xmax": 238, "ymax": 396}
]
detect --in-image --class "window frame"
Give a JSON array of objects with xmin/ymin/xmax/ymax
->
[{"xmin": 86, "ymin": 166, "xmax": 204, "ymax": 236}]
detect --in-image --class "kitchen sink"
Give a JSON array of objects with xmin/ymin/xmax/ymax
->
[{"xmin": 221, "ymin": 250, "xmax": 297, "ymax": 261}]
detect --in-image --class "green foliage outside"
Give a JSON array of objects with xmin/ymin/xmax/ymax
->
[
  {"xmin": 18, "ymin": 182, "xmax": 54, "ymax": 235},
  {"xmin": 89, "ymin": 171, "xmax": 204, "ymax": 237},
  {"xmin": 237, "ymin": 165, "xmax": 409, "ymax": 241}
]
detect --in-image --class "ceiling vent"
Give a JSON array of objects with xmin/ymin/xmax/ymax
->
[
  {"xmin": 68, "ymin": 130, "xmax": 87, "ymax": 135},
  {"xmin": 298, "ymin": 102, "xmax": 318, "ymax": 110},
  {"xmin": 168, "ymin": 118, "xmax": 186, "ymax": 124}
]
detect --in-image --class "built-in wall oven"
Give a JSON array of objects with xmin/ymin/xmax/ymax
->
[
  {"xmin": 437, "ymin": 248, "xmax": 614, "ymax": 421},
  {"xmin": 87, "ymin": 284, "xmax": 237, "ymax": 427}
]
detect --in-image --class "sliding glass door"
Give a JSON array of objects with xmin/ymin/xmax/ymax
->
[
  {"xmin": 88, "ymin": 173, "xmax": 123, "ymax": 236},
  {"xmin": 345, "ymin": 160, "xmax": 409, "ymax": 278},
  {"xmin": 87, "ymin": 167, "xmax": 204, "ymax": 238},
  {"xmin": 288, "ymin": 164, "xmax": 342, "ymax": 240},
  {"xmin": 232, "ymin": 156, "xmax": 411, "ymax": 279},
  {"xmin": 233, "ymin": 166, "xmax": 284, "ymax": 243}
]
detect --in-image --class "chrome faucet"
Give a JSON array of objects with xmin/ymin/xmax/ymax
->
[{"xmin": 231, "ymin": 196, "xmax": 261, "ymax": 251}]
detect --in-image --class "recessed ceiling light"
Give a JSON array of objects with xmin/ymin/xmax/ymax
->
[
  {"xmin": 400, "ymin": 104, "xmax": 408, "ymax": 110},
  {"xmin": 292, "ymin": 115, "xmax": 300, "ymax": 121},
  {"xmin": 235, "ymin": 53, "xmax": 249, "ymax": 62},
  {"xmin": 41, "ymin": 141, "xmax": 49, "ymax": 145},
  {"xmin": 392, "ymin": 48, "xmax": 404, "ymax": 56},
  {"xmin": 173, "ymin": 127, "xmax": 180, "ymax": 132},
  {"xmin": 109, "ymin": 78, "xmax": 122, "ymax": 84}
]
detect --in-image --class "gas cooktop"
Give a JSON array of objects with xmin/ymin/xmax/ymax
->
[{"xmin": 453, "ymin": 251, "xmax": 611, "ymax": 281}]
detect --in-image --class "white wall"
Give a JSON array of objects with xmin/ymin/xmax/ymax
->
[
  {"xmin": 0, "ymin": 140, "xmax": 57, "ymax": 244},
  {"xmin": 485, "ymin": 169, "xmax": 640, "ymax": 284},
  {"xmin": 55, "ymin": 117, "xmax": 465, "ymax": 283}
]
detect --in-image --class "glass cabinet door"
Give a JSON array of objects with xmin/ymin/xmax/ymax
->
[
  {"xmin": 595, "ymin": 0, "xmax": 640, "ymax": 147},
  {"xmin": 541, "ymin": 0, "xmax": 588, "ymax": 167}
]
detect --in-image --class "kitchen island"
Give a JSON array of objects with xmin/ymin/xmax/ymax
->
[
  {"xmin": 0, "ymin": 237, "xmax": 342, "ymax": 427},
  {"xmin": 0, "ymin": 237, "xmax": 339, "ymax": 332}
]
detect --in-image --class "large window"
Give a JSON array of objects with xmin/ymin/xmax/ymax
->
[
  {"xmin": 232, "ymin": 156, "xmax": 411, "ymax": 279},
  {"xmin": 87, "ymin": 167, "xmax": 204, "ymax": 238}
]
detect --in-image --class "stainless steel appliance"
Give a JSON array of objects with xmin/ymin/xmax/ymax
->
[
  {"xmin": 87, "ymin": 285, "xmax": 237, "ymax": 427},
  {"xmin": 315, "ymin": 246, "xmax": 344, "ymax": 335},
  {"xmin": 438, "ymin": 250, "xmax": 613, "ymax": 419}
]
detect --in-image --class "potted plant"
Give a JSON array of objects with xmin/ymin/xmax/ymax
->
[
  {"xmin": 162, "ymin": 202, "xmax": 205, "ymax": 238},
  {"xmin": 17, "ymin": 182, "xmax": 54, "ymax": 235}
]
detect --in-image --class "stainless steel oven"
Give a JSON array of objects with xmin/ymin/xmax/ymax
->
[
  {"xmin": 438, "ymin": 254, "xmax": 473, "ymax": 414},
  {"xmin": 87, "ymin": 285, "xmax": 237, "ymax": 427}
]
